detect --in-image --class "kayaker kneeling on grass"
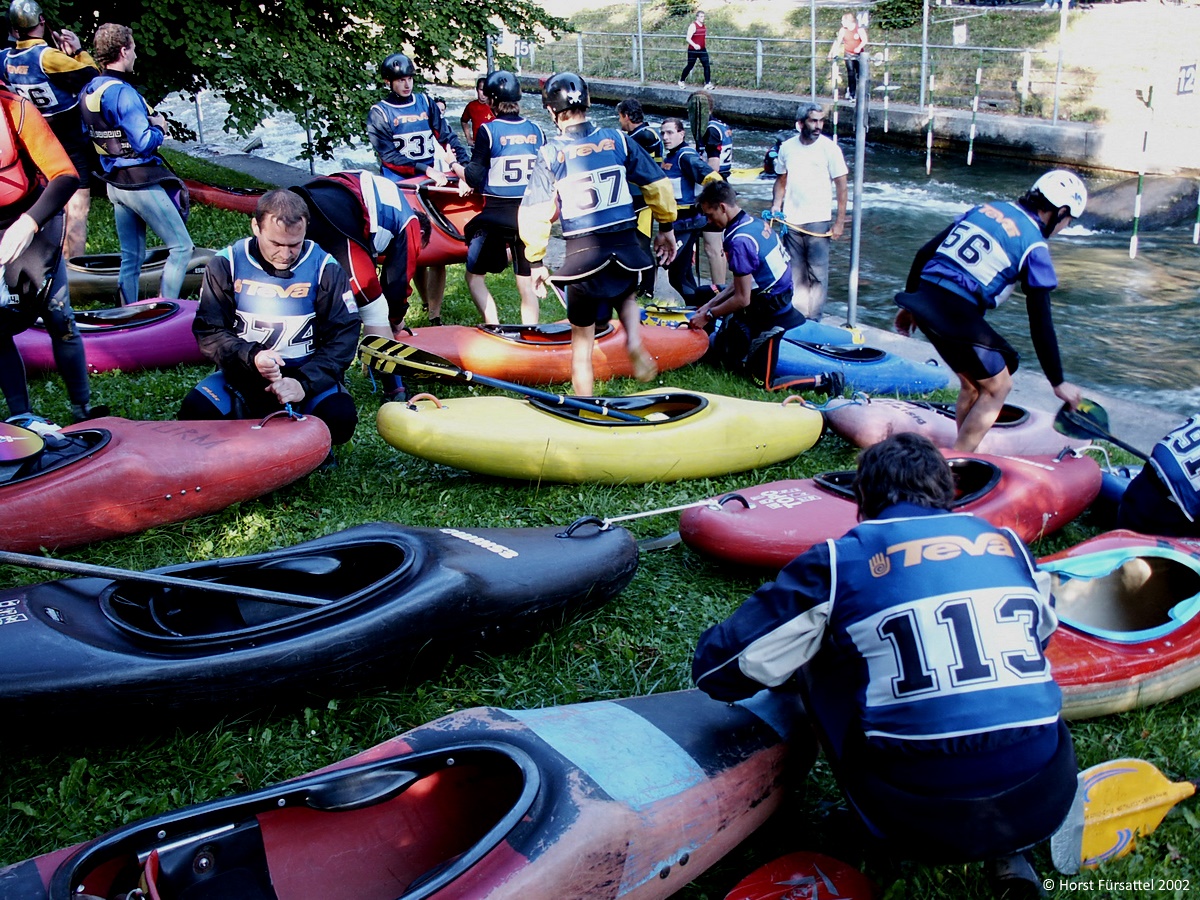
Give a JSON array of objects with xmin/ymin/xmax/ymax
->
[
  {"xmin": 694, "ymin": 433, "xmax": 1078, "ymax": 899},
  {"xmin": 180, "ymin": 190, "xmax": 360, "ymax": 446},
  {"xmin": 688, "ymin": 180, "xmax": 808, "ymax": 391},
  {"xmin": 1118, "ymin": 414, "xmax": 1200, "ymax": 538},
  {"xmin": 518, "ymin": 71, "xmax": 678, "ymax": 398},
  {"xmin": 893, "ymin": 170, "xmax": 1087, "ymax": 452}
]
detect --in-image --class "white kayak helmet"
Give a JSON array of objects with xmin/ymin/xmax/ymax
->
[{"xmin": 1032, "ymin": 169, "xmax": 1088, "ymax": 218}]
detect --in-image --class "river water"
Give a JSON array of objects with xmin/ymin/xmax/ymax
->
[{"xmin": 161, "ymin": 87, "xmax": 1200, "ymax": 420}]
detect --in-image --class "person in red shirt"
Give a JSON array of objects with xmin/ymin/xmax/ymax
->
[
  {"xmin": 460, "ymin": 76, "xmax": 495, "ymax": 145},
  {"xmin": 677, "ymin": 11, "xmax": 713, "ymax": 91},
  {"xmin": 829, "ymin": 12, "xmax": 868, "ymax": 101}
]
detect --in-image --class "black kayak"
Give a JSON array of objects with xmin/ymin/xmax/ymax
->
[{"xmin": 0, "ymin": 518, "xmax": 637, "ymax": 728}]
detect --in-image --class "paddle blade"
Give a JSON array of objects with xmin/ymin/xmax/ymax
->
[
  {"xmin": 1054, "ymin": 398, "xmax": 1110, "ymax": 440},
  {"xmin": 724, "ymin": 852, "xmax": 877, "ymax": 900},
  {"xmin": 358, "ymin": 336, "xmax": 464, "ymax": 380},
  {"xmin": 1077, "ymin": 758, "xmax": 1196, "ymax": 868}
]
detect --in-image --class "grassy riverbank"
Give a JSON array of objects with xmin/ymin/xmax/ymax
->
[{"xmin": 1, "ymin": 156, "xmax": 1194, "ymax": 899}]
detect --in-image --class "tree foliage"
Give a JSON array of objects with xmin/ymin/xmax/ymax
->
[
  {"xmin": 41, "ymin": 0, "xmax": 568, "ymax": 159},
  {"xmin": 870, "ymin": 0, "xmax": 924, "ymax": 32}
]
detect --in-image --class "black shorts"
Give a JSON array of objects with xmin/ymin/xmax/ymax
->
[
  {"xmin": 896, "ymin": 283, "xmax": 1019, "ymax": 382},
  {"xmin": 466, "ymin": 226, "xmax": 531, "ymax": 276},
  {"xmin": 558, "ymin": 260, "xmax": 640, "ymax": 328},
  {"xmin": 49, "ymin": 116, "xmax": 94, "ymax": 192}
]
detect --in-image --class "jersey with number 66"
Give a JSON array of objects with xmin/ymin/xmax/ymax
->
[
  {"xmin": 693, "ymin": 505, "xmax": 1062, "ymax": 757},
  {"xmin": 919, "ymin": 201, "xmax": 1057, "ymax": 310}
]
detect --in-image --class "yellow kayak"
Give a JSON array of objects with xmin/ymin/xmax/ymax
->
[{"xmin": 377, "ymin": 388, "xmax": 824, "ymax": 484}]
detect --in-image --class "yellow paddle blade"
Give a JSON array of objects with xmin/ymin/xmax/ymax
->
[
  {"xmin": 1079, "ymin": 758, "xmax": 1197, "ymax": 868},
  {"xmin": 358, "ymin": 336, "xmax": 454, "ymax": 378}
]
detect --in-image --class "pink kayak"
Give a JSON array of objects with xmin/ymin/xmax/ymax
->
[{"xmin": 13, "ymin": 299, "xmax": 206, "ymax": 374}]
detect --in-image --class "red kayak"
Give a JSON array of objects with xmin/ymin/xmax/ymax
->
[
  {"xmin": 2, "ymin": 415, "xmax": 331, "ymax": 553},
  {"xmin": 725, "ymin": 851, "xmax": 878, "ymax": 900},
  {"xmin": 0, "ymin": 690, "xmax": 814, "ymax": 900},
  {"xmin": 1042, "ymin": 530, "xmax": 1200, "ymax": 720},
  {"xmin": 13, "ymin": 299, "xmax": 205, "ymax": 374},
  {"xmin": 824, "ymin": 396, "xmax": 1089, "ymax": 456},
  {"xmin": 398, "ymin": 320, "xmax": 710, "ymax": 385},
  {"xmin": 183, "ymin": 175, "xmax": 482, "ymax": 267},
  {"xmin": 680, "ymin": 450, "xmax": 1102, "ymax": 570}
]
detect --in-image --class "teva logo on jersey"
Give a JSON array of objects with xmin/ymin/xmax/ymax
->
[
  {"xmin": 440, "ymin": 528, "xmax": 519, "ymax": 559},
  {"xmin": 234, "ymin": 280, "xmax": 313, "ymax": 298},
  {"xmin": 870, "ymin": 532, "xmax": 1014, "ymax": 576},
  {"xmin": 562, "ymin": 138, "xmax": 616, "ymax": 160}
]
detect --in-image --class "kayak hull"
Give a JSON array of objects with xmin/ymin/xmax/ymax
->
[
  {"xmin": 13, "ymin": 298, "xmax": 205, "ymax": 373},
  {"xmin": 182, "ymin": 176, "xmax": 482, "ymax": 267},
  {"xmin": 681, "ymin": 450, "xmax": 1102, "ymax": 569},
  {"xmin": 824, "ymin": 397, "xmax": 1089, "ymax": 455},
  {"xmin": 0, "ymin": 520, "xmax": 637, "ymax": 725},
  {"xmin": 398, "ymin": 321, "xmax": 710, "ymax": 385},
  {"xmin": 1, "ymin": 415, "xmax": 331, "ymax": 553},
  {"xmin": 377, "ymin": 388, "xmax": 825, "ymax": 484},
  {"xmin": 1042, "ymin": 531, "xmax": 1200, "ymax": 719},
  {"xmin": 0, "ymin": 690, "xmax": 814, "ymax": 900},
  {"xmin": 65, "ymin": 247, "xmax": 214, "ymax": 303},
  {"xmin": 776, "ymin": 340, "xmax": 952, "ymax": 395}
]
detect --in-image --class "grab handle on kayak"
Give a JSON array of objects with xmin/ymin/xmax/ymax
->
[
  {"xmin": 558, "ymin": 515, "xmax": 609, "ymax": 538},
  {"xmin": 253, "ymin": 408, "xmax": 305, "ymax": 428},
  {"xmin": 407, "ymin": 392, "xmax": 444, "ymax": 408},
  {"xmin": 305, "ymin": 765, "xmax": 421, "ymax": 812},
  {"xmin": 716, "ymin": 493, "xmax": 752, "ymax": 510}
]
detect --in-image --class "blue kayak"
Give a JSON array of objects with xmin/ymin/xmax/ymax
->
[
  {"xmin": 641, "ymin": 304, "xmax": 864, "ymax": 346},
  {"xmin": 776, "ymin": 339, "xmax": 953, "ymax": 395}
]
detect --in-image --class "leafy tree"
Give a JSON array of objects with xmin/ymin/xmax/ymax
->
[{"xmin": 43, "ymin": 0, "xmax": 567, "ymax": 160}]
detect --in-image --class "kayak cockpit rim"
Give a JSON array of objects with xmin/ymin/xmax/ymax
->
[
  {"xmin": 917, "ymin": 400, "xmax": 1031, "ymax": 428},
  {"xmin": 478, "ymin": 321, "xmax": 614, "ymax": 344},
  {"xmin": 0, "ymin": 428, "xmax": 110, "ymax": 488},
  {"xmin": 65, "ymin": 301, "xmax": 182, "ymax": 333},
  {"xmin": 97, "ymin": 536, "xmax": 419, "ymax": 647},
  {"xmin": 787, "ymin": 340, "xmax": 887, "ymax": 364},
  {"xmin": 51, "ymin": 741, "xmax": 540, "ymax": 900},
  {"xmin": 813, "ymin": 457, "xmax": 1001, "ymax": 507},
  {"xmin": 1047, "ymin": 546, "xmax": 1200, "ymax": 643},
  {"xmin": 528, "ymin": 391, "xmax": 709, "ymax": 426}
]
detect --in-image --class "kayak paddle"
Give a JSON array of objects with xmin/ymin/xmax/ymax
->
[
  {"xmin": 0, "ymin": 549, "xmax": 331, "ymax": 609},
  {"xmin": 357, "ymin": 335, "xmax": 644, "ymax": 422},
  {"xmin": 1050, "ymin": 757, "xmax": 1198, "ymax": 874},
  {"xmin": 1054, "ymin": 398, "xmax": 1149, "ymax": 461},
  {"xmin": 724, "ymin": 851, "xmax": 878, "ymax": 900}
]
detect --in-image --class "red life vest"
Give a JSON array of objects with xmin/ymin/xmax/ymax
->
[{"xmin": 0, "ymin": 94, "xmax": 33, "ymax": 208}]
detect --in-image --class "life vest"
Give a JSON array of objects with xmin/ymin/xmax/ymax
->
[
  {"xmin": 1150, "ymin": 415, "xmax": 1200, "ymax": 522},
  {"xmin": 0, "ymin": 94, "xmax": 33, "ymax": 208},
  {"xmin": 80, "ymin": 75, "xmax": 135, "ymax": 159},
  {"xmin": 2, "ymin": 44, "xmax": 81, "ymax": 117},
  {"xmin": 541, "ymin": 124, "xmax": 636, "ymax": 238},
  {"xmin": 725, "ymin": 211, "xmax": 792, "ymax": 304},
  {"xmin": 480, "ymin": 116, "xmax": 545, "ymax": 199}
]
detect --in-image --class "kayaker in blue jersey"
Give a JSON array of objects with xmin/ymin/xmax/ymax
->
[
  {"xmin": 1118, "ymin": 415, "xmax": 1200, "ymax": 537},
  {"xmin": 518, "ymin": 71, "xmax": 678, "ymax": 397},
  {"xmin": 0, "ymin": 0, "xmax": 98, "ymax": 259},
  {"xmin": 181, "ymin": 190, "xmax": 360, "ymax": 446},
  {"xmin": 688, "ymin": 180, "xmax": 806, "ymax": 390},
  {"xmin": 79, "ymin": 24, "xmax": 194, "ymax": 305},
  {"xmin": 463, "ymin": 70, "xmax": 545, "ymax": 325},
  {"xmin": 616, "ymin": 98, "xmax": 664, "ymax": 300},
  {"xmin": 366, "ymin": 52, "xmax": 469, "ymax": 326},
  {"xmin": 659, "ymin": 116, "xmax": 720, "ymax": 307},
  {"xmin": 694, "ymin": 432, "xmax": 1077, "ymax": 898},
  {"xmin": 894, "ymin": 169, "xmax": 1087, "ymax": 452}
]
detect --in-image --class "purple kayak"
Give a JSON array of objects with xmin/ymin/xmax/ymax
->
[{"xmin": 14, "ymin": 298, "xmax": 206, "ymax": 374}]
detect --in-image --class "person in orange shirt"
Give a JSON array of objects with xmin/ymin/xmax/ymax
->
[
  {"xmin": 829, "ymin": 12, "xmax": 868, "ymax": 101},
  {"xmin": 0, "ymin": 87, "xmax": 104, "ymax": 428}
]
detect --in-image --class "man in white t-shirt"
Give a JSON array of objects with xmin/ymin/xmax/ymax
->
[{"xmin": 770, "ymin": 103, "xmax": 848, "ymax": 320}]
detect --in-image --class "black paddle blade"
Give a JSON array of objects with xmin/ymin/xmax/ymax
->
[
  {"xmin": 1054, "ymin": 398, "xmax": 1111, "ymax": 440},
  {"xmin": 358, "ymin": 336, "xmax": 465, "ymax": 380}
]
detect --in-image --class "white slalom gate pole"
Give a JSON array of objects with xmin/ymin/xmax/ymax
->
[
  {"xmin": 1193, "ymin": 181, "xmax": 1199, "ymax": 245},
  {"xmin": 882, "ymin": 46, "xmax": 890, "ymax": 134},
  {"xmin": 967, "ymin": 65, "xmax": 981, "ymax": 165},
  {"xmin": 1130, "ymin": 84, "xmax": 1154, "ymax": 260}
]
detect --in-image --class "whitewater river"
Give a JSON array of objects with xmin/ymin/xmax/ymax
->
[{"xmin": 160, "ymin": 87, "xmax": 1200, "ymax": 419}]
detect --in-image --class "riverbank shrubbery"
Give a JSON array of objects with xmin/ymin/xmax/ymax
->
[{"xmin": 1, "ymin": 158, "xmax": 1189, "ymax": 900}]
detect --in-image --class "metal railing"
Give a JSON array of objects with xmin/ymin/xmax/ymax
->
[{"xmin": 525, "ymin": 30, "xmax": 1094, "ymax": 121}]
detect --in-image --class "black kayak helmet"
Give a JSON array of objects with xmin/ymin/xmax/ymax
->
[
  {"xmin": 484, "ymin": 70, "xmax": 522, "ymax": 104},
  {"xmin": 380, "ymin": 53, "xmax": 416, "ymax": 81},
  {"xmin": 7, "ymin": 0, "xmax": 42, "ymax": 30},
  {"xmin": 542, "ymin": 72, "xmax": 589, "ymax": 115}
]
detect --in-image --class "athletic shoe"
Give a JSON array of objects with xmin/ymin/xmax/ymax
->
[
  {"xmin": 987, "ymin": 853, "xmax": 1046, "ymax": 899},
  {"xmin": 5, "ymin": 412, "xmax": 61, "ymax": 436},
  {"xmin": 677, "ymin": 81, "xmax": 686, "ymax": 88},
  {"xmin": 428, "ymin": 316, "xmax": 442, "ymax": 326},
  {"xmin": 70, "ymin": 402, "xmax": 110, "ymax": 423},
  {"xmin": 704, "ymin": 83, "xmax": 714, "ymax": 91}
]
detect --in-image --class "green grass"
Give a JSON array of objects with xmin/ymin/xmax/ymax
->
[{"xmin": 0, "ymin": 164, "xmax": 1183, "ymax": 900}]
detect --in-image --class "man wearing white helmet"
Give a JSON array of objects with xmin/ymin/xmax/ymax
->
[{"xmin": 893, "ymin": 169, "xmax": 1087, "ymax": 452}]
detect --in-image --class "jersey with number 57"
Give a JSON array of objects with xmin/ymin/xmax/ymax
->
[
  {"xmin": 518, "ymin": 120, "xmax": 677, "ymax": 261},
  {"xmin": 693, "ymin": 506, "xmax": 1062, "ymax": 756},
  {"xmin": 919, "ymin": 201, "xmax": 1057, "ymax": 310}
]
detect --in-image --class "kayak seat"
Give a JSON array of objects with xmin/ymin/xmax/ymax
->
[
  {"xmin": 1050, "ymin": 549, "xmax": 1200, "ymax": 642},
  {"xmin": 529, "ymin": 392, "xmax": 707, "ymax": 425},
  {"xmin": 147, "ymin": 819, "xmax": 276, "ymax": 900}
]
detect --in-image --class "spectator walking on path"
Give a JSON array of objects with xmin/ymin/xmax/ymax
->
[
  {"xmin": 829, "ymin": 12, "xmax": 868, "ymax": 101},
  {"xmin": 80, "ymin": 23, "xmax": 194, "ymax": 304},
  {"xmin": 678, "ymin": 10, "xmax": 713, "ymax": 91},
  {"xmin": 0, "ymin": 0, "xmax": 97, "ymax": 259},
  {"xmin": 771, "ymin": 102, "xmax": 847, "ymax": 321}
]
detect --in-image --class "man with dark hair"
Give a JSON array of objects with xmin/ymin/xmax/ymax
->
[
  {"xmin": 617, "ymin": 97, "xmax": 665, "ymax": 300},
  {"xmin": 694, "ymin": 431, "xmax": 1077, "ymax": 899},
  {"xmin": 80, "ymin": 23, "xmax": 194, "ymax": 304},
  {"xmin": 180, "ymin": 190, "xmax": 359, "ymax": 445},
  {"xmin": 894, "ymin": 169, "xmax": 1086, "ymax": 451},
  {"xmin": 688, "ymin": 180, "xmax": 805, "ymax": 389},
  {"xmin": 0, "ymin": 0, "xmax": 98, "ymax": 258},
  {"xmin": 519, "ymin": 71, "xmax": 677, "ymax": 396},
  {"xmin": 463, "ymin": 70, "xmax": 544, "ymax": 325},
  {"xmin": 460, "ymin": 75, "xmax": 494, "ymax": 146},
  {"xmin": 659, "ymin": 116, "xmax": 718, "ymax": 306}
]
